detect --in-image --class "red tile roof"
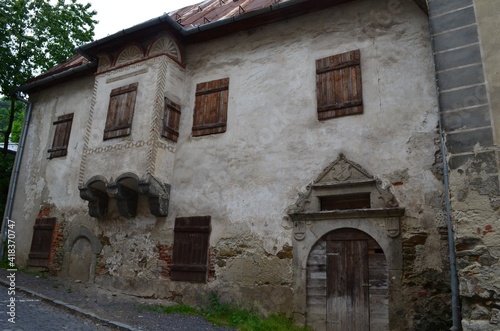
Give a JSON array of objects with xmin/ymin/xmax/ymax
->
[{"xmin": 169, "ymin": 0, "xmax": 287, "ymax": 28}]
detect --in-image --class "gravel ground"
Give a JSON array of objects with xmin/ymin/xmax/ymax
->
[{"xmin": 0, "ymin": 269, "xmax": 235, "ymax": 331}]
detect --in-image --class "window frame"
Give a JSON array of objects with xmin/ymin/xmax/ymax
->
[
  {"xmin": 48, "ymin": 113, "xmax": 73, "ymax": 159},
  {"xmin": 103, "ymin": 82, "xmax": 138, "ymax": 140},
  {"xmin": 192, "ymin": 78, "xmax": 229, "ymax": 137},
  {"xmin": 162, "ymin": 97, "xmax": 181, "ymax": 142},
  {"xmin": 316, "ymin": 49, "xmax": 363, "ymax": 120}
]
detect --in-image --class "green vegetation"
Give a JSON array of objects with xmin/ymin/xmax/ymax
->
[
  {"xmin": 148, "ymin": 291, "xmax": 311, "ymax": 331},
  {"xmin": 0, "ymin": 0, "xmax": 97, "ymax": 152}
]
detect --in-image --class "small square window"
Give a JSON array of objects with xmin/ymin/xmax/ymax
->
[{"xmin": 316, "ymin": 50, "xmax": 363, "ymax": 120}]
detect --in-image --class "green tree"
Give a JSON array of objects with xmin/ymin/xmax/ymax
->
[
  {"xmin": 0, "ymin": 99, "xmax": 23, "ymax": 144},
  {"xmin": 0, "ymin": 0, "xmax": 97, "ymax": 153}
]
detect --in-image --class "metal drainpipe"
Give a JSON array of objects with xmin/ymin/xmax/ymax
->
[
  {"xmin": 0, "ymin": 93, "xmax": 33, "ymax": 260},
  {"xmin": 439, "ymin": 120, "xmax": 462, "ymax": 331}
]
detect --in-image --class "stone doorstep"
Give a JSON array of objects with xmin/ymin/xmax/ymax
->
[{"xmin": 0, "ymin": 278, "xmax": 139, "ymax": 331}]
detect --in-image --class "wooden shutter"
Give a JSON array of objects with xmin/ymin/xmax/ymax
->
[
  {"xmin": 192, "ymin": 78, "xmax": 229, "ymax": 137},
  {"xmin": 28, "ymin": 218, "xmax": 56, "ymax": 268},
  {"xmin": 162, "ymin": 98, "xmax": 181, "ymax": 142},
  {"xmin": 48, "ymin": 114, "xmax": 73, "ymax": 159},
  {"xmin": 104, "ymin": 82, "xmax": 138, "ymax": 140},
  {"xmin": 171, "ymin": 216, "xmax": 211, "ymax": 283},
  {"xmin": 316, "ymin": 50, "xmax": 363, "ymax": 120}
]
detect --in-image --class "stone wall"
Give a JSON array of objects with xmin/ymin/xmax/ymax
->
[{"xmin": 428, "ymin": 0, "xmax": 500, "ymax": 329}]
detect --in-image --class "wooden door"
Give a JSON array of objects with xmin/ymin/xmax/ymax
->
[{"xmin": 326, "ymin": 240, "xmax": 369, "ymax": 331}]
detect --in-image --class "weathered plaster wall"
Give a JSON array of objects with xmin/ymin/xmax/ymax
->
[
  {"xmin": 168, "ymin": 0, "xmax": 447, "ymax": 326},
  {"xmin": 12, "ymin": 75, "xmax": 94, "ymax": 266},
  {"xmin": 14, "ymin": 0, "xmax": 451, "ymax": 328}
]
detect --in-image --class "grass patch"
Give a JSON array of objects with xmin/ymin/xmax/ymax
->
[{"xmin": 147, "ymin": 291, "xmax": 311, "ymax": 331}]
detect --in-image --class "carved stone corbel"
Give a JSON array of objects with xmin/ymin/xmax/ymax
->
[
  {"xmin": 385, "ymin": 217, "xmax": 400, "ymax": 238},
  {"xmin": 79, "ymin": 176, "xmax": 109, "ymax": 218},
  {"xmin": 107, "ymin": 180, "xmax": 139, "ymax": 218},
  {"xmin": 139, "ymin": 174, "xmax": 171, "ymax": 217},
  {"xmin": 293, "ymin": 220, "xmax": 306, "ymax": 241}
]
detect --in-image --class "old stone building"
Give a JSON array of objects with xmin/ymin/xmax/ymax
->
[{"xmin": 5, "ymin": 0, "xmax": 499, "ymax": 330}]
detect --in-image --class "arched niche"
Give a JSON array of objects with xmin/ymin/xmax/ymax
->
[
  {"xmin": 62, "ymin": 226, "xmax": 103, "ymax": 283},
  {"xmin": 79, "ymin": 175, "xmax": 109, "ymax": 218},
  {"xmin": 107, "ymin": 172, "xmax": 140, "ymax": 218}
]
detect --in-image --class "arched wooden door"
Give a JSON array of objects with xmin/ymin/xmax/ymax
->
[{"xmin": 307, "ymin": 228, "xmax": 388, "ymax": 331}]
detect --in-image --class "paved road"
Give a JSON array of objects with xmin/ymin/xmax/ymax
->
[{"xmin": 0, "ymin": 288, "xmax": 115, "ymax": 331}]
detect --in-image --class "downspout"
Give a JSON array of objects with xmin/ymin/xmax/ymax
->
[
  {"xmin": 0, "ymin": 93, "xmax": 33, "ymax": 260},
  {"xmin": 439, "ymin": 121, "xmax": 462, "ymax": 331}
]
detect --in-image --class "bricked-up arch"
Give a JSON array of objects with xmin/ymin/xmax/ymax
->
[
  {"xmin": 287, "ymin": 154, "xmax": 404, "ymax": 330},
  {"xmin": 62, "ymin": 226, "xmax": 103, "ymax": 283}
]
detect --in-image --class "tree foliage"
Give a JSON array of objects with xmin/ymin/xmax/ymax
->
[{"xmin": 0, "ymin": 0, "xmax": 97, "ymax": 152}]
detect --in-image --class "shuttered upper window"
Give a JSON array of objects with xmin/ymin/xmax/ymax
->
[
  {"xmin": 316, "ymin": 50, "xmax": 363, "ymax": 120},
  {"xmin": 193, "ymin": 78, "xmax": 229, "ymax": 137},
  {"xmin": 162, "ymin": 98, "xmax": 181, "ymax": 142},
  {"xmin": 104, "ymin": 82, "xmax": 138, "ymax": 140},
  {"xmin": 48, "ymin": 113, "xmax": 73, "ymax": 159},
  {"xmin": 171, "ymin": 216, "xmax": 211, "ymax": 283}
]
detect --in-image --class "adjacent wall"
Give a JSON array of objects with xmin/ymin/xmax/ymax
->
[{"xmin": 428, "ymin": 0, "xmax": 500, "ymax": 329}]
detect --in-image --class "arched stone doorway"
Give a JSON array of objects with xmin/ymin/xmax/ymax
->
[
  {"xmin": 307, "ymin": 228, "xmax": 388, "ymax": 331},
  {"xmin": 287, "ymin": 154, "xmax": 405, "ymax": 330}
]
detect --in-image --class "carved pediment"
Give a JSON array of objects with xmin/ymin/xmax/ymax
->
[
  {"xmin": 315, "ymin": 153, "xmax": 372, "ymax": 184},
  {"xmin": 285, "ymin": 153, "xmax": 404, "ymax": 239}
]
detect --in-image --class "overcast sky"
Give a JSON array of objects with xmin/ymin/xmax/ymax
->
[{"xmin": 85, "ymin": 0, "xmax": 202, "ymax": 40}]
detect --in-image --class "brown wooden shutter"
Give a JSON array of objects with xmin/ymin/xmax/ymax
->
[
  {"xmin": 171, "ymin": 216, "xmax": 211, "ymax": 283},
  {"xmin": 104, "ymin": 83, "xmax": 138, "ymax": 140},
  {"xmin": 192, "ymin": 78, "xmax": 229, "ymax": 137},
  {"xmin": 28, "ymin": 218, "xmax": 56, "ymax": 268},
  {"xmin": 316, "ymin": 50, "xmax": 363, "ymax": 120},
  {"xmin": 48, "ymin": 113, "xmax": 73, "ymax": 158},
  {"xmin": 162, "ymin": 98, "xmax": 181, "ymax": 142}
]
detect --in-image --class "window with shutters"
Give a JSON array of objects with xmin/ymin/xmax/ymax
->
[
  {"xmin": 192, "ymin": 78, "xmax": 229, "ymax": 137},
  {"xmin": 103, "ymin": 82, "xmax": 138, "ymax": 140},
  {"xmin": 171, "ymin": 216, "xmax": 211, "ymax": 283},
  {"xmin": 162, "ymin": 97, "xmax": 181, "ymax": 142},
  {"xmin": 316, "ymin": 50, "xmax": 363, "ymax": 120},
  {"xmin": 48, "ymin": 113, "xmax": 73, "ymax": 159},
  {"xmin": 28, "ymin": 218, "xmax": 56, "ymax": 268}
]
